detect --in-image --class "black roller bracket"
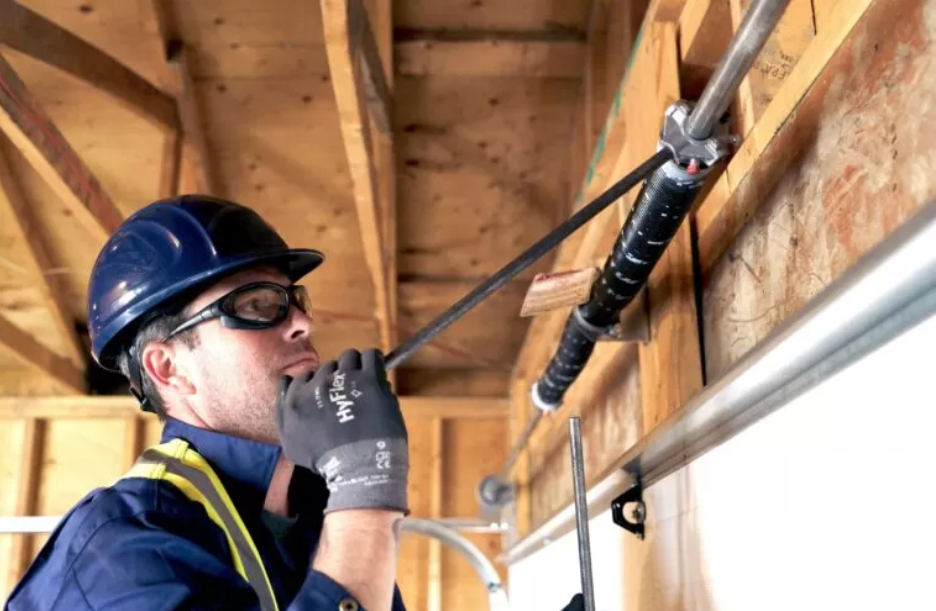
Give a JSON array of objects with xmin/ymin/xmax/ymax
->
[{"xmin": 611, "ymin": 477, "xmax": 646, "ymax": 540}]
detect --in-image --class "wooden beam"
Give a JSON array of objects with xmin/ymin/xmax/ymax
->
[
  {"xmin": 320, "ymin": 0, "xmax": 396, "ymax": 355},
  {"xmin": 427, "ymin": 418, "xmax": 443, "ymax": 611},
  {"xmin": 0, "ymin": 0, "xmax": 177, "ymax": 132},
  {"xmin": 372, "ymin": 0, "xmax": 398, "ymax": 384},
  {"xmin": 6, "ymin": 418, "xmax": 45, "ymax": 586},
  {"xmin": 0, "ymin": 135, "xmax": 84, "ymax": 366},
  {"xmin": 0, "ymin": 395, "xmax": 510, "ymax": 420},
  {"xmin": 0, "ymin": 52, "xmax": 123, "ymax": 242},
  {"xmin": 729, "ymin": 0, "xmax": 815, "ymax": 137},
  {"xmin": 395, "ymin": 40, "xmax": 585, "ymax": 77},
  {"xmin": 0, "ymin": 312, "xmax": 84, "ymax": 394},
  {"xmin": 143, "ymin": 1, "xmax": 217, "ymax": 196},
  {"xmin": 166, "ymin": 44, "xmax": 218, "ymax": 195},
  {"xmin": 679, "ymin": 0, "xmax": 733, "ymax": 96},
  {"xmin": 696, "ymin": 0, "xmax": 875, "ymax": 270},
  {"xmin": 354, "ymin": 3, "xmax": 391, "ymax": 134},
  {"xmin": 158, "ymin": 124, "xmax": 182, "ymax": 199}
]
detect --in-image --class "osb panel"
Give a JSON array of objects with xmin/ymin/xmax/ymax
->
[
  {"xmin": 441, "ymin": 418, "xmax": 507, "ymax": 611},
  {"xmin": 397, "ymin": 279, "xmax": 528, "ymax": 369},
  {"xmin": 704, "ymin": 0, "xmax": 936, "ymax": 379},
  {"xmin": 394, "ymin": 0, "xmax": 590, "ymax": 31},
  {"xmin": 396, "ymin": 76, "xmax": 579, "ymax": 281},
  {"xmin": 529, "ymin": 343, "xmax": 642, "ymax": 526}
]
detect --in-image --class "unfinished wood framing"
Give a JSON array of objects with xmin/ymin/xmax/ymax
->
[
  {"xmin": 0, "ymin": 136, "xmax": 83, "ymax": 367},
  {"xmin": 0, "ymin": 313, "xmax": 83, "ymax": 395},
  {"xmin": 143, "ymin": 0, "xmax": 216, "ymax": 196},
  {"xmin": 696, "ymin": 0, "xmax": 875, "ymax": 269},
  {"xmin": 5, "ymin": 418, "xmax": 45, "ymax": 588},
  {"xmin": 729, "ymin": 0, "xmax": 815, "ymax": 137},
  {"xmin": 0, "ymin": 52, "xmax": 123, "ymax": 242},
  {"xmin": 0, "ymin": 0, "xmax": 177, "ymax": 132},
  {"xmin": 321, "ymin": 0, "xmax": 397, "ymax": 354}
]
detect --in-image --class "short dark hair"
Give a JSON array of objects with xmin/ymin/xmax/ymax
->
[{"xmin": 116, "ymin": 310, "xmax": 199, "ymax": 420}]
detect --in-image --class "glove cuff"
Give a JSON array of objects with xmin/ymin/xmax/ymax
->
[{"xmin": 316, "ymin": 439, "xmax": 410, "ymax": 515}]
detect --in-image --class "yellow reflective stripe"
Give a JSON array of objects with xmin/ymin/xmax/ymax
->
[{"xmin": 123, "ymin": 439, "xmax": 279, "ymax": 611}]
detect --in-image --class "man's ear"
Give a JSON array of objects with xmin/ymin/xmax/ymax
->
[{"xmin": 141, "ymin": 341, "xmax": 196, "ymax": 397}]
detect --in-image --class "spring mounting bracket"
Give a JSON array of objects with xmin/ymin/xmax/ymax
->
[{"xmin": 611, "ymin": 476, "xmax": 646, "ymax": 540}]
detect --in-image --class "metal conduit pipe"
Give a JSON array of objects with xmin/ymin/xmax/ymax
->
[
  {"xmin": 400, "ymin": 519, "xmax": 510, "ymax": 611},
  {"xmin": 479, "ymin": 0, "xmax": 794, "ymax": 499}
]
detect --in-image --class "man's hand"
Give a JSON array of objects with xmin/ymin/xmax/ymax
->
[{"xmin": 276, "ymin": 348, "xmax": 409, "ymax": 515}]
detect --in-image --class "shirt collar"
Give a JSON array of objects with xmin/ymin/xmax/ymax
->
[{"xmin": 160, "ymin": 417, "xmax": 282, "ymax": 516}]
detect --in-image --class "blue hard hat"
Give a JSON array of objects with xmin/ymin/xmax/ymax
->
[{"xmin": 87, "ymin": 195, "xmax": 324, "ymax": 369}]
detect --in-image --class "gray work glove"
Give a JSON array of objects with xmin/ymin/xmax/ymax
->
[{"xmin": 275, "ymin": 348, "xmax": 409, "ymax": 515}]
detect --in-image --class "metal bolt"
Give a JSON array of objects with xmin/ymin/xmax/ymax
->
[{"xmin": 630, "ymin": 501, "xmax": 647, "ymax": 524}]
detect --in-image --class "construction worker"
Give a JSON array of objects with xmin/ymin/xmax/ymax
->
[{"xmin": 5, "ymin": 196, "xmax": 409, "ymax": 611}]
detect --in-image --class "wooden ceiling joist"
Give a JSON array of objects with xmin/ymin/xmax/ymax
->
[
  {"xmin": 144, "ymin": 0, "xmax": 217, "ymax": 196},
  {"xmin": 0, "ymin": 312, "xmax": 84, "ymax": 395},
  {"xmin": 0, "ymin": 52, "xmax": 123, "ymax": 242},
  {"xmin": 321, "ymin": 0, "xmax": 397, "ymax": 354},
  {"xmin": 355, "ymin": 3, "xmax": 392, "ymax": 134},
  {"xmin": 0, "ymin": 136, "xmax": 83, "ymax": 367},
  {"xmin": 0, "ymin": 0, "xmax": 177, "ymax": 133},
  {"xmin": 0, "ymin": 395, "xmax": 510, "ymax": 420}
]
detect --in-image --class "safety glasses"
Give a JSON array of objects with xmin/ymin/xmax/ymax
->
[{"xmin": 164, "ymin": 282, "xmax": 312, "ymax": 341}]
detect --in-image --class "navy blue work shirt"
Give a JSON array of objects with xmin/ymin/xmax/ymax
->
[{"xmin": 5, "ymin": 418, "xmax": 408, "ymax": 611}]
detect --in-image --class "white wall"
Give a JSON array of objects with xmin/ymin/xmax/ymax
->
[
  {"xmin": 509, "ymin": 507, "xmax": 625, "ymax": 610},
  {"xmin": 510, "ymin": 309, "xmax": 936, "ymax": 611}
]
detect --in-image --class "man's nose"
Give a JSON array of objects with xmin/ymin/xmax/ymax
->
[{"xmin": 282, "ymin": 305, "xmax": 314, "ymax": 342}]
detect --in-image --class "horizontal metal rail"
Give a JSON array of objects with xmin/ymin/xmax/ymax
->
[{"xmin": 502, "ymin": 199, "xmax": 936, "ymax": 566}]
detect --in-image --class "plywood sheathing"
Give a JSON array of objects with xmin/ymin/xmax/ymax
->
[{"xmin": 703, "ymin": 0, "xmax": 936, "ymax": 379}]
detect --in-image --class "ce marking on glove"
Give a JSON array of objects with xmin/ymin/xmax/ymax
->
[{"xmin": 376, "ymin": 441, "xmax": 392, "ymax": 470}]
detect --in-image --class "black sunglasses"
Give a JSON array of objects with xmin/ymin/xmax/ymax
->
[{"xmin": 164, "ymin": 282, "xmax": 312, "ymax": 341}]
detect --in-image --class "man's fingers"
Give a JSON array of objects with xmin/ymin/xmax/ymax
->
[
  {"xmin": 311, "ymin": 360, "xmax": 338, "ymax": 384},
  {"xmin": 361, "ymin": 348, "xmax": 386, "ymax": 374},
  {"xmin": 337, "ymin": 348, "xmax": 362, "ymax": 372}
]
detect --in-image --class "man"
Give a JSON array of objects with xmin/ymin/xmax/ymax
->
[{"xmin": 6, "ymin": 195, "xmax": 409, "ymax": 611}]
